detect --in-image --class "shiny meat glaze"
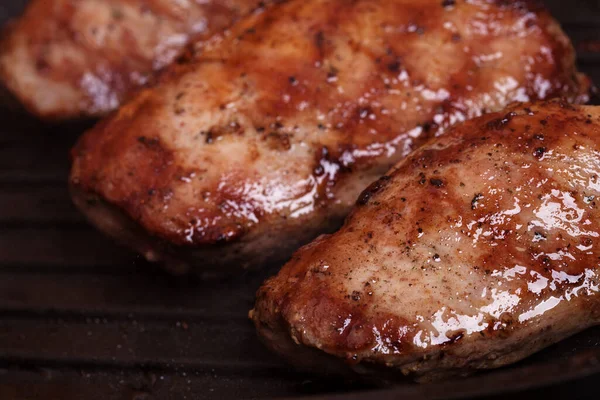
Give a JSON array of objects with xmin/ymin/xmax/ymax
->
[
  {"xmin": 70, "ymin": 0, "xmax": 589, "ymax": 275},
  {"xmin": 0, "ymin": 0, "xmax": 272, "ymax": 119},
  {"xmin": 252, "ymin": 101, "xmax": 600, "ymax": 382}
]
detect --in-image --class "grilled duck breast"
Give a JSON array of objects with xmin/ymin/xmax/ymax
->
[
  {"xmin": 252, "ymin": 101, "xmax": 600, "ymax": 382},
  {"xmin": 70, "ymin": 0, "xmax": 590, "ymax": 276},
  {"xmin": 0, "ymin": 0, "xmax": 273, "ymax": 119}
]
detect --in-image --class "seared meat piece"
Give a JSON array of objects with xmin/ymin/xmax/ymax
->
[
  {"xmin": 70, "ymin": 0, "xmax": 590, "ymax": 277},
  {"xmin": 0, "ymin": 0, "xmax": 272, "ymax": 119},
  {"xmin": 251, "ymin": 100, "xmax": 600, "ymax": 382}
]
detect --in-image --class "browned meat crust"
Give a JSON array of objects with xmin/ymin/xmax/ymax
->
[
  {"xmin": 252, "ymin": 100, "xmax": 600, "ymax": 382},
  {"xmin": 0, "ymin": 0, "xmax": 273, "ymax": 119},
  {"xmin": 70, "ymin": 0, "xmax": 590, "ymax": 275}
]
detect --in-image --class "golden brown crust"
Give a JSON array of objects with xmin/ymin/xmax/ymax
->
[
  {"xmin": 0, "ymin": 0, "xmax": 272, "ymax": 119},
  {"xmin": 252, "ymin": 100, "xmax": 600, "ymax": 381},
  {"xmin": 70, "ymin": 0, "xmax": 590, "ymax": 273}
]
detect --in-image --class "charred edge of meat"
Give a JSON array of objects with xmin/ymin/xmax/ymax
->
[{"xmin": 356, "ymin": 176, "xmax": 391, "ymax": 206}]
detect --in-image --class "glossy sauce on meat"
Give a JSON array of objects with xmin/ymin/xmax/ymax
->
[
  {"xmin": 70, "ymin": 0, "xmax": 589, "ymax": 274},
  {"xmin": 252, "ymin": 101, "xmax": 600, "ymax": 381},
  {"xmin": 0, "ymin": 0, "xmax": 273, "ymax": 119}
]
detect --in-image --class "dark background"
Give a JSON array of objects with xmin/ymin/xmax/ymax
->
[{"xmin": 0, "ymin": 1, "xmax": 599, "ymax": 399}]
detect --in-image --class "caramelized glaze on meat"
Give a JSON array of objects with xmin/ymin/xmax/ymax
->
[
  {"xmin": 0, "ymin": 0, "xmax": 272, "ymax": 119},
  {"xmin": 252, "ymin": 100, "xmax": 600, "ymax": 381},
  {"xmin": 70, "ymin": 0, "xmax": 590, "ymax": 275}
]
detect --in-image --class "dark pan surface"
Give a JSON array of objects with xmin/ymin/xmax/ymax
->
[{"xmin": 0, "ymin": 1, "xmax": 599, "ymax": 399}]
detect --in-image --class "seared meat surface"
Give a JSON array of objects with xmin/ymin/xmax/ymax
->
[
  {"xmin": 0, "ymin": 0, "xmax": 271, "ymax": 119},
  {"xmin": 252, "ymin": 101, "xmax": 600, "ymax": 382},
  {"xmin": 70, "ymin": 0, "xmax": 589, "ymax": 276}
]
